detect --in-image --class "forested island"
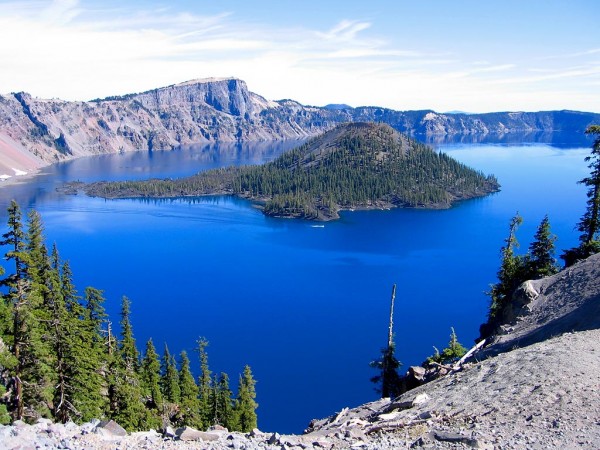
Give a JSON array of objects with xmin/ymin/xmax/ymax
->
[{"xmin": 81, "ymin": 122, "xmax": 500, "ymax": 220}]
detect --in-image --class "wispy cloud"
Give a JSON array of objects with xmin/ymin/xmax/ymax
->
[
  {"xmin": 537, "ymin": 48, "xmax": 600, "ymax": 61},
  {"xmin": 0, "ymin": 0, "xmax": 598, "ymax": 112}
]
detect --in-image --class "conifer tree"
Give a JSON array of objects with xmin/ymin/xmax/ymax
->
[
  {"xmin": 19, "ymin": 208, "xmax": 55, "ymax": 419},
  {"xmin": 579, "ymin": 125, "xmax": 600, "ymax": 244},
  {"xmin": 196, "ymin": 337, "xmax": 212, "ymax": 427},
  {"xmin": 215, "ymin": 373, "xmax": 235, "ymax": 429},
  {"xmin": 563, "ymin": 125, "xmax": 600, "ymax": 265},
  {"xmin": 46, "ymin": 259, "xmax": 75, "ymax": 423},
  {"xmin": 161, "ymin": 344, "xmax": 180, "ymax": 404},
  {"xmin": 140, "ymin": 338, "xmax": 162, "ymax": 428},
  {"xmin": 118, "ymin": 296, "xmax": 139, "ymax": 370},
  {"xmin": 527, "ymin": 215, "xmax": 559, "ymax": 278},
  {"xmin": 370, "ymin": 343, "xmax": 402, "ymax": 398},
  {"xmin": 370, "ymin": 285, "xmax": 402, "ymax": 399},
  {"xmin": 69, "ymin": 286, "xmax": 108, "ymax": 422},
  {"xmin": 178, "ymin": 350, "xmax": 201, "ymax": 428},
  {"xmin": 426, "ymin": 327, "xmax": 468, "ymax": 365},
  {"xmin": 234, "ymin": 365, "xmax": 258, "ymax": 432},
  {"xmin": 0, "ymin": 200, "xmax": 27, "ymax": 419},
  {"xmin": 109, "ymin": 296, "xmax": 145, "ymax": 431},
  {"xmin": 488, "ymin": 213, "xmax": 526, "ymax": 320}
]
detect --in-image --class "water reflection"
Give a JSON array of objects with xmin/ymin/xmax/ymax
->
[
  {"xmin": 423, "ymin": 130, "xmax": 593, "ymax": 149},
  {"xmin": 0, "ymin": 140, "xmax": 304, "ymax": 218}
]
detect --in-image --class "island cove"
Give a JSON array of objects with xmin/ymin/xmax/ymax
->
[{"xmin": 74, "ymin": 123, "xmax": 499, "ymax": 220}]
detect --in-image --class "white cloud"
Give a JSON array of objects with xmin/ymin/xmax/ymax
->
[{"xmin": 0, "ymin": 1, "xmax": 598, "ymax": 112}]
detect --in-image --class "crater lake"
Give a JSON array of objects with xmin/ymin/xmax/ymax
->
[{"xmin": 0, "ymin": 133, "xmax": 591, "ymax": 433}]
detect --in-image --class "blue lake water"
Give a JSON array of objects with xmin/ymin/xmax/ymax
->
[{"xmin": 0, "ymin": 134, "xmax": 592, "ymax": 433}]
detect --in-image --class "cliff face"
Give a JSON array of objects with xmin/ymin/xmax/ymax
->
[{"xmin": 1, "ymin": 77, "xmax": 599, "ymax": 176}]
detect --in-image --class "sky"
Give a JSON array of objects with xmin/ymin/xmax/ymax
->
[{"xmin": 0, "ymin": 0, "xmax": 599, "ymax": 113}]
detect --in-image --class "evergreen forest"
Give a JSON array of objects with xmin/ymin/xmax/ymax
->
[
  {"xmin": 82, "ymin": 122, "xmax": 499, "ymax": 220},
  {"xmin": 0, "ymin": 201, "xmax": 258, "ymax": 431}
]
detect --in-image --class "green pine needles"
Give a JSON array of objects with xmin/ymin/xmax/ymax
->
[
  {"xmin": 0, "ymin": 202, "xmax": 257, "ymax": 431},
  {"xmin": 480, "ymin": 213, "xmax": 559, "ymax": 339}
]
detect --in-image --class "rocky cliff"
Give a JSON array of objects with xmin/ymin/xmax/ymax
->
[{"xmin": 1, "ymin": 77, "xmax": 599, "ymax": 178}]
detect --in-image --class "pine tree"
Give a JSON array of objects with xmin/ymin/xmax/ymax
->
[
  {"xmin": 579, "ymin": 125, "xmax": 600, "ymax": 244},
  {"xmin": 370, "ymin": 343, "xmax": 402, "ymax": 398},
  {"xmin": 370, "ymin": 285, "xmax": 402, "ymax": 399},
  {"xmin": 46, "ymin": 259, "xmax": 76, "ymax": 423},
  {"xmin": 563, "ymin": 125, "xmax": 600, "ymax": 265},
  {"xmin": 16, "ymin": 206, "xmax": 55, "ymax": 419},
  {"xmin": 109, "ymin": 296, "xmax": 145, "ymax": 431},
  {"xmin": 527, "ymin": 215, "xmax": 559, "ymax": 278},
  {"xmin": 160, "ymin": 343, "xmax": 180, "ymax": 426},
  {"xmin": 118, "ymin": 296, "xmax": 139, "ymax": 370},
  {"xmin": 480, "ymin": 213, "xmax": 529, "ymax": 340},
  {"xmin": 196, "ymin": 337, "xmax": 212, "ymax": 428},
  {"xmin": 215, "ymin": 373, "xmax": 235, "ymax": 429},
  {"xmin": 178, "ymin": 350, "xmax": 201, "ymax": 428},
  {"xmin": 234, "ymin": 365, "xmax": 258, "ymax": 432},
  {"xmin": 70, "ymin": 286, "xmax": 108, "ymax": 422},
  {"xmin": 0, "ymin": 200, "xmax": 28, "ymax": 419},
  {"xmin": 488, "ymin": 213, "xmax": 526, "ymax": 320},
  {"xmin": 161, "ymin": 344, "xmax": 180, "ymax": 404},
  {"xmin": 140, "ymin": 338, "xmax": 162, "ymax": 428}
]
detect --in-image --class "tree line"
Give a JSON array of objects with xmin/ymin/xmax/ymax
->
[{"xmin": 0, "ymin": 201, "xmax": 258, "ymax": 431}]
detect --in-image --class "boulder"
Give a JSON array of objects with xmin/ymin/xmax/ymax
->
[
  {"xmin": 175, "ymin": 426, "xmax": 220, "ymax": 442},
  {"xmin": 95, "ymin": 419, "xmax": 127, "ymax": 437},
  {"xmin": 162, "ymin": 425, "xmax": 176, "ymax": 439},
  {"xmin": 268, "ymin": 432, "xmax": 281, "ymax": 444},
  {"xmin": 410, "ymin": 366, "xmax": 427, "ymax": 382},
  {"xmin": 248, "ymin": 427, "xmax": 264, "ymax": 437},
  {"xmin": 432, "ymin": 430, "xmax": 478, "ymax": 446}
]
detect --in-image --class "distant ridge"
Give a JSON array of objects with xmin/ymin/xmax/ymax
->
[
  {"xmin": 0, "ymin": 77, "xmax": 599, "ymax": 175},
  {"xmin": 323, "ymin": 104, "xmax": 353, "ymax": 110}
]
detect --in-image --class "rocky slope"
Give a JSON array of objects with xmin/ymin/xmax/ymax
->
[
  {"xmin": 1, "ymin": 77, "xmax": 599, "ymax": 178},
  {"xmin": 2, "ymin": 254, "xmax": 599, "ymax": 449}
]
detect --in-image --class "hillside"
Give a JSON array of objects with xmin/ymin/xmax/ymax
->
[
  {"xmin": 3, "ymin": 253, "xmax": 599, "ymax": 449},
  {"xmin": 81, "ymin": 123, "xmax": 500, "ymax": 220},
  {"xmin": 1, "ymin": 77, "xmax": 599, "ymax": 178}
]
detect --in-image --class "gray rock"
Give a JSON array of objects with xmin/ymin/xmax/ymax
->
[
  {"xmin": 176, "ymin": 426, "xmax": 220, "ymax": 442},
  {"xmin": 162, "ymin": 425, "xmax": 176, "ymax": 439},
  {"xmin": 268, "ymin": 432, "xmax": 281, "ymax": 444},
  {"xmin": 344, "ymin": 428, "xmax": 367, "ymax": 440},
  {"xmin": 418, "ymin": 411, "xmax": 433, "ymax": 420},
  {"xmin": 432, "ymin": 430, "xmax": 477, "ymax": 446},
  {"xmin": 410, "ymin": 366, "xmax": 427, "ymax": 382},
  {"xmin": 95, "ymin": 419, "xmax": 127, "ymax": 437},
  {"xmin": 248, "ymin": 428, "xmax": 264, "ymax": 437}
]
